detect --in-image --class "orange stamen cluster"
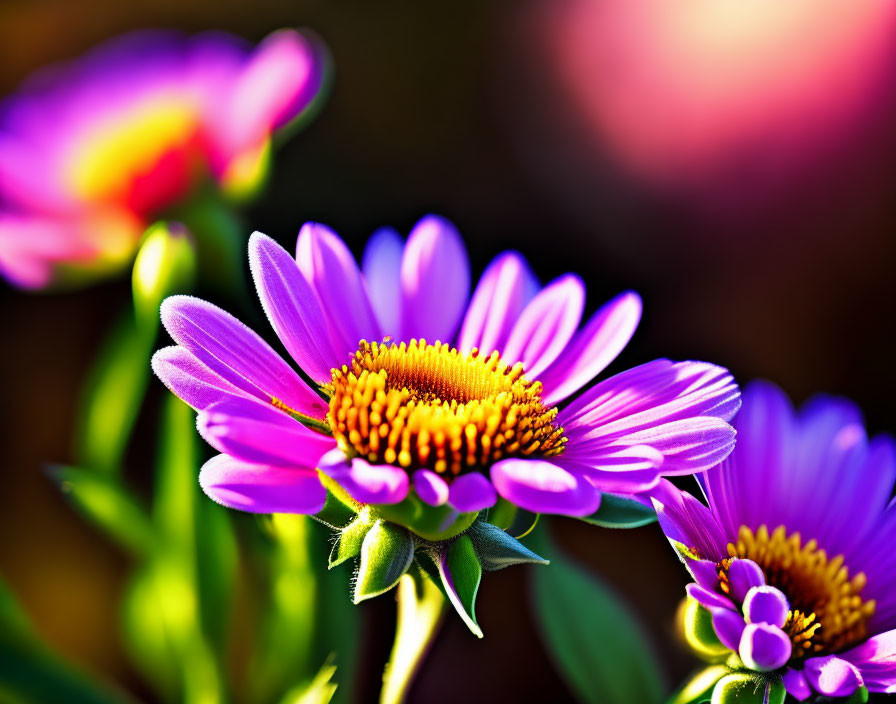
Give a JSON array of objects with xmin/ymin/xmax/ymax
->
[
  {"xmin": 719, "ymin": 525, "xmax": 874, "ymax": 661},
  {"xmin": 326, "ymin": 339, "xmax": 566, "ymax": 476}
]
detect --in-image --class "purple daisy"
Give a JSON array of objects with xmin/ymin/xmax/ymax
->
[
  {"xmin": 0, "ymin": 29, "xmax": 324, "ymax": 289},
  {"xmin": 654, "ymin": 380, "xmax": 896, "ymax": 699},
  {"xmin": 152, "ymin": 215, "xmax": 740, "ymax": 522}
]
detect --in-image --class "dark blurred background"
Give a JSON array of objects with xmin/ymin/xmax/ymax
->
[{"xmin": 2, "ymin": 0, "xmax": 896, "ymax": 701}]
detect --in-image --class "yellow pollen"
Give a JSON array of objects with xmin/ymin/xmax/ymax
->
[
  {"xmin": 326, "ymin": 339, "xmax": 566, "ymax": 476},
  {"xmin": 720, "ymin": 525, "xmax": 875, "ymax": 661}
]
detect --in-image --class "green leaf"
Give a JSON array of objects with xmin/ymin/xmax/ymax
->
[
  {"xmin": 438, "ymin": 535, "xmax": 483, "ymax": 638},
  {"xmin": 0, "ymin": 576, "xmax": 32, "ymax": 642},
  {"xmin": 329, "ymin": 512, "xmax": 374, "ymax": 568},
  {"xmin": 0, "ymin": 633, "xmax": 129, "ymax": 704},
  {"xmin": 669, "ymin": 666, "xmax": 728, "ymax": 704},
  {"xmin": 314, "ymin": 485, "xmax": 358, "ymax": 529},
  {"xmin": 681, "ymin": 598, "xmax": 729, "ymax": 662},
  {"xmin": 250, "ymin": 514, "xmax": 320, "ymax": 702},
  {"xmin": 579, "ymin": 493, "xmax": 657, "ymax": 529},
  {"xmin": 380, "ymin": 568, "xmax": 447, "ymax": 704},
  {"xmin": 49, "ymin": 465, "xmax": 154, "ymax": 557},
  {"xmin": 76, "ymin": 309, "xmax": 154, "ymax": 474},
  {"xmin": 467, "ymin": 520, "xmax": 549, "ymax": 571},
  {"xmin": 530, "ymin": 528, "xmax": 666, "ymax": 704},
  {"xmin": 279, "ymin": 659, "xmax": 340, "ymax": 704},
  {"xmin": 354, "ymin": 521, "xmax": 414, "ymax": 603}
]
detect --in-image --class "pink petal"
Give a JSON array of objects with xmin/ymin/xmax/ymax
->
[
  {"xmin": 197, "ymin": 396, "xmax": 335, "ymax": 467},
  {"xmin": 248, "ymin": 231, "xmax": 344, "ymax": 382},
  {"xmin": 448, "ymin": 473, "xmax": 497, "ymax": 512},
  {"xmin": 540, "ymin": 291, "xmax": 642, "ymax": 405},
  {"xmin": 362, "ymin": 227, "xmax": 404, "ymax": 337},
  {"xmin": 490, "ymin": 459, "xmax": 601, "ymax": 516},
  {"xmin": 199, "ymin": 454, "xmax": 326, "ymax": 514},
  {"xmin": 318, "ymin": 450, "xmax": 409, "ymax": 505},
  {"xmin": 414, "ymin": 469, "xmax": 450, "ymax": 506},
  {"xmin": 399, "ymin": 215, "xmax": 470, "ymax": 343},
  {"xmin": 152, "ymin": 346, "xmax": 246, "ymax": 410},
  {"xmin": 501, "ymin": 274, "xmax": 585, "ymax": 378},
  {"xmin": 160, "ymin": 295, "xmax": 328, "ymax": 418},
  {"xmin": 295, "ymin": 222, "xmax": 380, "ymax": 354},
  {"xmin": 457, "ymin": 251, "xmax": 538, "ymax": 355}
]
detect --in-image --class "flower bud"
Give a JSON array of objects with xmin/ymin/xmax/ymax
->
[{"xmin": 132, "ymin": 222, "xmax": 196, "ymax": 332}]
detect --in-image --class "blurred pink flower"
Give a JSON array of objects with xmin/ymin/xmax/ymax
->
[{"xmin": 0, "ymin": 29, "xmax": 324, "ymax": 289}]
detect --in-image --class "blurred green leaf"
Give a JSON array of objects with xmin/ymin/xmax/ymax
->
[
  {"xmin": 49, "ymin": 465, "xmax": 154, "ymax": 557},
  {"xmin": 76, "ymin": 310, "xmax": 154, "ymax": 475},
  {"xmin": 669, "ymin": 666, "xmax": 727, "ymax": 704},
  {"xmin": 529, "ymin": 527, "xmax": 666, "ymax": 704},
  {"xmin": 249, "ymin": 514, "xmax": 319, "ymax": 704},
  {"xmin": 278, "ymin": 658, "xmax": 338, "ymax": 704},
  {"xmin": 579, "ymin": 493, "xmax": 657, "ymax": 529},
  {"xmin": 0, "ymin": 575, "xmax": 128, "ymax": 704}
]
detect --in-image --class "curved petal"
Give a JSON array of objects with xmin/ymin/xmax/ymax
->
[
  {"xmin": 400, "ymin": 215, "xmax": 470, "ymax": 343},
  {"xmin": 843, "ymin": 629, "xmax": 896, "ymax": 694},
  {"xmin": 249, "ymin": 231, "xmax": 344, "ymax": 382},
  {"xmin": 686, "ymin": 583, "xmax": 735, "ymax": 611},
  {"xmin": 199, "ymin": 454, "xmax": 326, "ymax": 514},
  {"xmin": 709, "ymin": 607, "xmax": 746, "ymax": 652},
  {"xmin": 448, "ymin": 473, "xmax": 497, "ymax": 512},
  {"xmin": 803, "ymin": 656, "xmax": 863, "ymax": 697},
  {"xmin": 651, "ymin": 479, "xmax": 728, "ymax": 562},
  {"xmin": 295, "ymin": 222, "xmax": 380, "ymax": 354},
  {"xmin": 318, "ymin": 451, "xmax": 409, "ymax": 505},
  {"xmin": 198, "ymin": 396, "xmax": 335, "ymax": 467},
  {"xmin": 361, "ymin": 227, "xmax": 403, "ymax": 337},
  {"xmin": 739, "ymin": 623, "xmax": 791, "ymax": 672},
  {"xmin": 160, "ymin": 295, "xmax": 328, "ymax": 418},
  {"xmin": 743, "ymin": 586, "xmax": 789, "ymax": 628},
  {"xmin": 413, "ymin": 469, "xmax": 449, "ymax": 507},
  {"xmin": 219, "ymin": 29, "xmax": 322, "ymax": 153},
  {"xmin": 490, "ymin": 458, "xmax": 601, "ymax": 516},
  {"xmin": 501, "ymin": 274, "xmax": 585, "ymax": 378},
  {"xmin": 727, "ymin": 559, "xmax": 766, "ymax": 603},
  {"xmin": 782, "ymin": 669, "xmax": 812, "ymax": 701},
  {"xmin": 540, "ymin": 291, "xmax": 642, "ymax": 405},
  {"xmin": 457, "ymin": 251, "xmax": 538, "ymax": 355},
  {"xmin": 152, "ymin": 346, "xmax": 246, "ymax": 410}
]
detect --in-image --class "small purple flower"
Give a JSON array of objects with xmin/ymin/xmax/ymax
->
[
  {"xmin": 153, "ymin": 215, "xmax": 740, "ymax": 524},
  {"xmin": 0, "ymin": 29, "xmax": 324, "ymax": 289},
  {"xmin": 654, "ymin": 380, "xmax": 896, "ymax": 699}
]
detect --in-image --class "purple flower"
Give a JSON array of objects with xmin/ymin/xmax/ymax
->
[
  {"xmin": 0, "ymin": 29, "xmax": 324, "ymax": 289},
  {"xmin": 654, "ymin": 380, "xmax": 896, "ymax": 699},
  {"xmin": 153, "ymin": 215, "xmax": 740, "ymax": 523}
]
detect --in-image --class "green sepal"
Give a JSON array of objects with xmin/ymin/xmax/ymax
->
[
  {"xmin": 669, "ymin": 665, "xmax": 728, "ymax": 704},
  {"xmin": 438, "ymin": 534, "xmax": 483, "ymax": 638},
  {"xmin": 681, "ymin": 598, "xmax": 730, "ymax": 662},
  {"xmin": 329, "ymin": 512, "xmax": 374, "ymax": 569},
  {"xmin": 580, "ymin": 492, "xmax": 657, "ymax": 529},
  {"xmin": 710, "ymin": 674, "xmax": 783, "ymax": 704},
  {"xmin": 353, "ymin": 521, "xmax": 414, "ymax": 603},
  {"xmin": 375, "ymin": 492, "xmax": 478, "ymax": 541},
  {"xmin": 467, "ymin": 520, "xmax": 549, "ymax": 571},
  {"xmin": 486, "ymin": 498, "xmax": 517, "ymax": 531}
]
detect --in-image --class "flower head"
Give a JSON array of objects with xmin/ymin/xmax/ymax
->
[
  {"xmin": 153, "ymin": 215, "xmax": 740, "ymax": 525},
  {"xmin": 655, "ymin": 381, "xmax": 896, "ymax": 700},
  {"xmin": 0, "ymin": 29, "xmax": 324, "ymax": 289}
]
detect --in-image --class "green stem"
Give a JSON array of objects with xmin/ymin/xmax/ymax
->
[{"xmin": 380, "ymin": 569, "xmax": 446, "ymax": 704}]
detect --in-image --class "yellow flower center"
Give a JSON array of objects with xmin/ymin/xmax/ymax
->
[
  {"xmin": 324, "ymin": 339, "xmax": 566, "ymax": 476},
  {"xmin": 719, "ymin": 525, "xmax": 875, "ymax": 661}
]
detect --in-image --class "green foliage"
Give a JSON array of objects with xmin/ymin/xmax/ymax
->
[
  {"xmin": 530, "ymin": 527, "xmax": 666, "ymax": 704},
  {"xmin": 709, "ymin": 674, "xmax": 783, "ymax": 704},
  {"xmin": 579, "ymin": 493, "xmax": 658, "ymax": 529},
  {"xmin": 0, "ymin": 576, "xmax": 128, "ymax": 704},
  {"xmin": 439, "ymin": 535, "xmax": 482, "ymax": 638},
  {"xmin": 669, "ymin": 666, "xmax": 728, "ymax": 704}
]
